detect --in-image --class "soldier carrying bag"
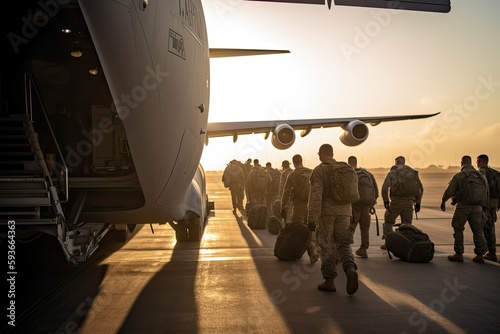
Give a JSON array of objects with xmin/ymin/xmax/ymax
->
[{"xmin": 323, "ymin": 161, "xmax": 360, "ymax": 204}]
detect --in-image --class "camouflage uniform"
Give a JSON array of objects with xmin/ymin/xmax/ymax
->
[
  {"xmin": 281, "ymin": 167, "xmax": 319, "ymax": 260},
  {"xmin": 381, "ymin": 164, "xmax": 423, "ymax": 238},
  {"xmin": 279, "ymin": 166, "xmax": 294, "ymax": 224},
  {"xmin": 222, "ymin": 162, "xmax": 245, "ymax": 212},
  {"xmin": 266, "ymin": 167, "xmax": 282, "ymax": 211},
  {"xmin": 442, "ymin": 165, "xmax": 488, "ymax": 256},
  {"xmin": 308, "ymin": 158, "xmax": 356, "ymax": 279},
  {"xmin": 246, "ymin": 166, "xmax": 271, "ymax": 205},
  {"xmin": 478, "ymin": 166, "xmax": 498, "ymax": 256},
  {"xmin": 350, "ymin": 168, "xmax": 379, "ymax": 250}
]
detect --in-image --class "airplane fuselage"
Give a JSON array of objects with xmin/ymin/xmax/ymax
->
[{"xmin": 80, "ymin": 0, "xmax": 210, "ymax": 223}]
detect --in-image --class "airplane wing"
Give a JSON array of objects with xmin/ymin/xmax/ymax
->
[
  {"xmin": 246, "ymin": 0, "xmax": 451, "ymax": 12},
  {"xmin": 206, "ymin": 112, "xmax": 440, "ymax": 148},
  {"xmin": 209, "ymin": 49, "xmax": 290, "ymax": 58}
]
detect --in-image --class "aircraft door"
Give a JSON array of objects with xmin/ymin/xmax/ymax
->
[{"xmin": 91, "ymin": 106, "xmax": 132, "ymax": 174}]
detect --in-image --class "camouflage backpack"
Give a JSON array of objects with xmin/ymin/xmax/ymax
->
[
  {"xmin": 252, "ymin": 168, "xmax": 268, "ymax": 192},
  {"xmin": 391, "ymin": 167, "xmax": 420, "ymax": 197},
  {"xmin": 291, "ymin": 168, "xmax": 312, "ymax": 202},
  {"xmin": 484, "ymin": 167, "xmax": 500, "ymax": 198},
  {"xmin": 458, "ymin": 171, "xmax": 488, "ymax": 205},
  {"xmin": 227, "ymin": 164, "xmax": 243, "ymax": 184},
  {"xmin": 324, "ymin": 161, "xmax": 360, "ymax": 205},
  {"xmin": 269, "ymin": 168, "xmax": 282, "ymax": 195},
  {"xmin": 355, "ymin": 169, "xmax": 376, "ymax": 206}
]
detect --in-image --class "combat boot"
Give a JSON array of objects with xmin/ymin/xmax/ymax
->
[
  {"xmin": 345, "ymin": 265, "xmax": 358, "ymax": 295},
  {"xmin": 473, "ymin": 254, "xmax": 485, "ymax": 263},
  {"xmin": 447, "ymin": 253, "xmax": 464, "ymax": 262},
  {"xmin": 355, "ymin": 246, "xmax": 368, "ymax": 258},
  {"xmin": 317, "ymin": 278, "xmax": 336, "ymax": 292},
  {"xmin": 309, "ymin": 251, "xmax": 319, "ymax": 264},
  {"xmin": 484, "ymin": 252, "xmax": 497, "ymax": 261}
]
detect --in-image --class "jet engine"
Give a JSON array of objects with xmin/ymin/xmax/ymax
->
[
  {"xmin": 271, "ymin": 124, "xmax": 296, "ymax": 150},
  {"xmin": 339, "ymin": 120, "xmax": 369, "ymax": 146}
]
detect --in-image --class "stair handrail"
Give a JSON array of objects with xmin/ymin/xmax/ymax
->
[{"xmin": 23, "ymin": 62, "xmax": 69, "ymax": 203}]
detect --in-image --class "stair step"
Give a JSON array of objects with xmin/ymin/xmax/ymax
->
[
  {"xmin": 0, "ymin": 151, "xmax": 34, "ymax": 160},
  {"xmin": 0, "ymin": 217, "xmax": 56, "ymax": 225},
  {"xmin": 0, "ymin": 197, "xmax": 51, "ymax": 206},
  {"xmin": 0, "ymin": 135, "xmax": 29, "ymax": 143},
  {"xmin": 0, "ymin": 170, "xmax": 44, "ymax": 176},
  {"xmin": 0, "ymin": 189, "xmax": 49, "ymax": 195}
]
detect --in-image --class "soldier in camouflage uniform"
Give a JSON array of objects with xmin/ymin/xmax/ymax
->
[
  {"xmin": 281, "ymin": 154, "xmax": 319, "ymax": 263},
  {"xmin": 477, "ymin": 154, "xmax": 499, "ymax": 261},
  {"xmin": 222, "ymin": 159, "xmax": 245, "ymax": 214},
  {"xmin": 245, "ymin": 159, "xmax": 271, "ymax": 206},
  {"xmin": 266, "ymin": 162, "xmax": 282, "ymax": 212},
  {"xmin": 348, "ymin": 156, "xmax": 379, "ymax": 258},
  {"xmin": 380, "ymin": 156, "xmax": 423, "ymax": 250},
  {"xmin": 307, "ymin": 144, "xmax": 358, "ymax": 295},
  {"xmin": 279, "ymin": 160, "xmax": 294, "ymax": 224},
  {"xmin": 441, "ymin": 155, "xmax": 488, "ymax": 263}
]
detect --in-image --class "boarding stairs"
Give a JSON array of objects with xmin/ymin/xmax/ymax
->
[
  {"xmin": 0, "ymin": 114, "xmax": 103, "ymax": 265},
  {"xmin": 0, "ymin": 114, "xmax": 56, "ymax": 223}
]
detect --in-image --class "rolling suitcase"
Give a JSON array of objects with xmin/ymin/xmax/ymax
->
[
  {"xmin": 385, "ymin": 224, "xmax": 434, "ymax": 263},
  {"xmin": 274, "ymin": 222, "xmax": 311, "ymax": 261},
  {"xmin": 247, "ymin": 204, "xmax": 268, "ymax": 229}
]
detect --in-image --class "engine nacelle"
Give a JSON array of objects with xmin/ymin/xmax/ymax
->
[
  {"xmin": 271, "ymin": 124, "xmax": 296, "ymax": 150},
  {"xmin": 339, "ymin": 120, "xmax": 369, "ymax": 146}
]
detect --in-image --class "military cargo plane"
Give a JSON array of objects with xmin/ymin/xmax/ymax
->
[{"xmin": 0, "ymin": 0, "xmax": 447, "ymax": 265}]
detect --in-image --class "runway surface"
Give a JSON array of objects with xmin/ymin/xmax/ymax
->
[{"xmin": 3, "ymin": 170, "xmax": 500, "ymax": 334}]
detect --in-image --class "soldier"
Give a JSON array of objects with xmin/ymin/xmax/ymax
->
[
  {"xmin": 279, "ymin": 160, "xmax": 294, "ymax": 223},
  {"xmin": 265, "ymin": 162, "xmax": 282, "ymax": 212},
  {"xmin": 246, "ymin": 159, "xmax": 271, "ymax": 206},
  {"xmin": 222, "ymin": 160, "xmax": 246, "ymax": 214},
  {"xmin": 380, "ymin": 156, "xmax": 423, "ymax": 250},
  {"xmin": 307, "ymin": 144, "xmax": 358, "ymax": 295},
  {"xmin": 441, "ymin": 155, "xmax": 488, "ymax": 263},
  {"xmin": 348, "ymin": 156, "xmax": 379, "ymax": 258},
  {"xmin": 243, "ymin": 158, "xmax": 253, "ymax": 179},
  {"xmin": 477, "ymin": 154, "xmax": 499, "ymax": 261},
  {"xmin": 281, "ymin": 154, "xmax": 319, "ymax": 263}
]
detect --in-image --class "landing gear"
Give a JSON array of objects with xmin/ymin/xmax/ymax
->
[
  {"xmin": 188, "ymin": 219, "xmax": 202, "ymax": 241},
  {"xmin": 111, "ymin": 224, "xmax": 136, "ymax": 242},
  {"xmin": 175, "ymin": 225, "xmax": 189, "ymax": 242},
  {"xmin": 170, "ymin": 218, "xmax": 203, "ymax": 242}
]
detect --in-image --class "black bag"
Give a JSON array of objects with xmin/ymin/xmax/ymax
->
[
  {"xmin": 385, "ymin": 224, "xmax": 434, "ymax": 263},
  {"xmin": 247, "ymin": 204, "xmax": 268, "ymax": 229},
  {"xmin": 267, "ymin": 216, "xmax": 283, "ymax": 235},
  {"xmin": 274, "ymin": 222, "xmax": 311, "ymax": 261}
]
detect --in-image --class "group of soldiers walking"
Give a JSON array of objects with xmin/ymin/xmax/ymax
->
[{"xmin": 222, "ymin": 146, "xmax": 499, "ymax": 295}]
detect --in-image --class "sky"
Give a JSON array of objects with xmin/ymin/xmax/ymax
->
[{"xmin": 199, "ymin": 0, "xmax": 500, "ymax": 171}]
